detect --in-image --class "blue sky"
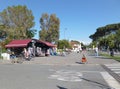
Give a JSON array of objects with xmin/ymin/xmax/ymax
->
[{"xmin": 0, "ymin": 0, "xmax": 120, "ymax": 44}]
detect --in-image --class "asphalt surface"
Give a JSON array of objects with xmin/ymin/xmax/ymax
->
[
  {"xmin": 0, "ymin": 51, "xmax": 119, "ymax": 65},
  {"xmin": 23, "ymin": 51, "xmax": 119, "ymax": 65},
  {"xmin": 0, "ymin": 51, "xmax": 119, "ymax": 89}
]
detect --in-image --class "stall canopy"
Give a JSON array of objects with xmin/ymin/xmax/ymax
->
[
  {"xmin": 5, "ymin": 39, "xmax": 32, "ymax": 48},
  {"xmin": 5, "ymin": 39, "xmax": 55, "ymax": 48},
  {"xmin": 39, "ymin": 40, "xmax": 55, "ymax": 47}
]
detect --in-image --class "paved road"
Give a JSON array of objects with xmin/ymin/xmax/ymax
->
[
  {"xmin": 0, "ymin": 64, "xmax": 113, "ymax": 89},
  {"xmin": 105, "ymin": 64, "xmax": 120, "ymax": 77},
  {"xmin": 23, "ymin": 51, "xmax": 119, "ymax": 65},
  {"xmin": 0, "ymin": 51, "xmax": 120, "ymax": 89},
  {"xmin": 103, "ymin": 63, "xmax": 120, "ymax": 83}
]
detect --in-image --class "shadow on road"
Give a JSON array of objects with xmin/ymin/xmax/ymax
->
[
  {"xmin": 94, "ymin": 55, "xmax": 113, "ymax": 59},
  {"xmin": 75, "ymin": 62, "xmax": 84, "ymax": 64},
  {"xmin": 81, "ymin": 77, "xmax": 114, "ymax": 89},
  {"xmin": 57, "ymin": 85, "xmax": 67, "ymax": 89}
]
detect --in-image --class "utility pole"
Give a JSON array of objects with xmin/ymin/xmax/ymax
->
[{"xmin": 64, "ymin": 28, "xmax": 67, "ymax": 39}]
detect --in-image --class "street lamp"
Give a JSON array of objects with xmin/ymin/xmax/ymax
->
[{"xmin": 64, "ymin": 28, "xmax": 67, "ymax": 39}]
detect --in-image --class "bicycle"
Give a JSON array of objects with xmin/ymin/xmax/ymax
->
[{"xmin": 10, "ymin": 54, "xmax": 24, "ymax": 64}]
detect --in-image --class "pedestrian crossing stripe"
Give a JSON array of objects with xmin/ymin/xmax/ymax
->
[
  {"xmin": 108, "ymin": 67, "xmax": 120, "ymax": 68},
  {"xmin": 115, "ymin": 71, "xmax": 120, "ymax": 74},
  {"xmin": 104, "ymin": 64, "xmax": 120, "ymax": 73},
  {"xmin": 101, "ymin": 72, "xmax": 120, "ymax": 89},
  {"xmin": 111, "ymin": 69, "xmax": 120, "ymax": 71},
  {"xmin": 102, "ymin": 64, "xmax": 120, "ymax": 83},
  {"xmin": 105, "ymin": 64, "xmax": 120, "ymax": 66}
]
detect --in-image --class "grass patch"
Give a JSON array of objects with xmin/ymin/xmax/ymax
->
[{"xmin": 99, "ymin": 52, "xmax": 120, "ymax": 62}]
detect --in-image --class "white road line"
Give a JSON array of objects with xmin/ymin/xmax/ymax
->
[
  {"xmin": 111, "ymin": 69, "xmax": 120, "ymax": 71},
  {"xmin": 105, "ymin": 64, "xmax": 120, "ymax": 67},
  {"xmin": 115, "ymin": 71, "xmax": 120, "ymax": 74},
  {"xmin": 108, "ymin": 67, "xmax": 120, "ymax": 68},
  {"xmin": 101, "ymin": 72, "xmax": 120, "ymax": 89}
]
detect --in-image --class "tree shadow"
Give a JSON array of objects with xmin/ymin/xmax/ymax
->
[
  {"xmin": 75, "ymin": 62, "xmax": 85, "ymax": 64},
  {"xmin": 57, "ymin": 85, "xmax": 67, "ymax": 89},
  {"xmin": 81, "ymin": 77, "xmax": 114, "ymax": 89},
  {"xmin": 94, "ymin": 56, "xmax": 113, "ymax": 59},
  {"xmin": 56, "ymin": 77, "xmax": 114, "ymax": 89}
]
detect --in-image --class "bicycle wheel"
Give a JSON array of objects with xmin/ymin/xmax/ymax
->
[
  {"xmin": 17, "ymin": 58, "xmax": 23, "ymax": 64},
  {"xmin": 11, "ymin": 59, "xmax": 15, "ymax": 64},
  {"xmin": 17, "ymin": 54, "xmax": 24, "ymax": 64}
]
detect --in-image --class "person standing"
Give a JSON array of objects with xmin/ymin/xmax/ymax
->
[
  {"xmin": 24, "ymin": 48, "xmax": 29, "ymax": 58},
  {"xmin": 95, "ymin": 47, "xmax": 98, "ymax": 56}
]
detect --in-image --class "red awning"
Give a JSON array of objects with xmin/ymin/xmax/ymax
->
[
  {"xmin": 5, "ymin": 39, "xmax": 32, "ymax": 48},
  {"xmin": 39, "ymin": 40, "xmax": 55, "ymax": 47}
]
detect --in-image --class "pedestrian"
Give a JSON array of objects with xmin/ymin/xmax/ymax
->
[
  {"xmin": 94, "ymin": 47, "xmax": 98, "ymax": 56},
  {"xmin": 110, "ymin": 48, "xmax": 114, "ymax": 57},
  {"xmin": 24, "ymin": 48, "xmax": 29, "ymax": 58}
]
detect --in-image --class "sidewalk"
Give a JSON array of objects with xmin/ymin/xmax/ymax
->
[
  {"xmin": 85, "ymin": 51, "xmax": 119, "ymax": 64},
  {"xmin": 23, "ymin": 51, "xmax": 119, "ymax": 65},
  {"xmin": 0, "ymin": 51, "xmax": 119, "ymax": 65},
  {"xmin": 0, "ymin": 59, "xmax": 11, "ymax": 64}
]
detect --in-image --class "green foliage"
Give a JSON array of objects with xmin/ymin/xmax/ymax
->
[
  {"xmin": 100, "ymin": 52, "xmax": 120, "ymax": 62},
  {"xmin": 0, "ymin": 30, "xmax": 7, "ymax": 40},
  {"xmin": 89, "ymin": 41, "xmax": 96, "ymax": 48},
  {"xmin": 89, "ymin": 23, "xmax": 120, "ymax": 50},
  {"xmin": 107, "ymin": 34, "xmax": 115, "ymax": 48},
  {"xmin": 71, "ymin": 40, "xmax": 80, "ymax": 44},
  {"xmin": 115, "ymin": 29, "xmax": 120, "ymax": 44},
  {"xmin": 57, "ymin": 40, "xmax": 71, "ymax": 49},
  {"xmin": 39, "ymin": 13, "xmax": 60, "ymax": 42},
  {"xmin": 0, "ymin": 5, "xmax": 35, "ymax": 40},
  {"xmin": 89, "ymin": 23, "xmax": 120, "ymax": 41},
  {"xmin": 26, "ymin": 29, "xmax": 37, "ymax": 38}
]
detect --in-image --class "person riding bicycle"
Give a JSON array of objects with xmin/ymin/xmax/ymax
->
[
  {"xmin": 23, "ymin": 48, "xmax": 29, "ymax": 58},
  {"xmin": 10, "ymin": 52, "xmax": 16, "ymax": 59}
]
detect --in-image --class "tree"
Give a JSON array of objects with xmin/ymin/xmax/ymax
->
[
  {"xmin": 107, "ymin": 34, "xmax": 115, "ymax": 49},
  {"xmin": 115, "ymin": 29, "xmax": 120, "ymax": 43},
  {"xmin": 39, "ymin": 13, "xmax": 60, "ymax": 42},
  {"xmin": 57, "ymin": 40, "xmax": 71, "ymax": 49},
  {"xmin": 0, "ymin": 25, "xmax": 7, "ymax": 40},
  {"xmin": 89, "ymin": 23, "xmax": 120, "ymax": 51},
  {"xmin": 0, "ymin": 5, "xmax": 36, "ymax": 40},
  {"xmin": 70, "ymin": 40, "xmax": 80, "ymax": 44},
  {"xmin": 114, "ymin": 29, "xmax": 120, "ymax": 50},
  {"xmin": 89, "ymin": 23, "xmax": 120, "ymax": 42}
]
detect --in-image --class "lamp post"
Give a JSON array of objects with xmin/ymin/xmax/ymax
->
[{"xmin": 64, "ymin": 28, "xmax": 67, "ymax": 39}]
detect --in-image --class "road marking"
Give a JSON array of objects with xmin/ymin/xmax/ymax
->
[
  {"xmin": 106, "ymin": 64, "xmax": 120, "ymax": 66},
  {"xmin": 108, "ymin": 67, "xmax": 120, "ymax": 68},
  {"xmin": 104, "ymin": 63, "xmax": 120, "ymax": 77},
  {"xmin": 111, "ymin": 69, "xmax": 120, "ymax": 71},
  {"xmin": 49, "ymin": 70, "xmax": 82, "ymax": 82},
  {"xmin": 115, "ymin": 71, "xmax": 120, "ymax": 74},
  {"xmin": 101, "ymin": 72, "xmax": 120, "ymax": 89}
]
